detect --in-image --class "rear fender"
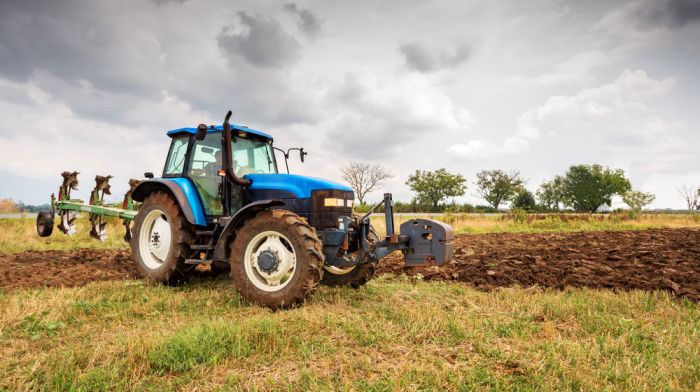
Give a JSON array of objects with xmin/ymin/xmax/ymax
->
[
  {"xmin": 212, "ymin": 200, "xmax": 285, "ymax": 261},
  {"xmin": 131, "ymin": 179, "xmax": 206, "ymax": 226}
]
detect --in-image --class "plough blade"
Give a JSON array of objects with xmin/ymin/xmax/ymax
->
[
  {"xmin": 57, "ymin": 171, "xmax": 79, "ymax": 235},
  {"xmin": 122, "ymin": 179, "xmax": 142, "ymax": 241},
  {"xmin": 89, "ymin": 175, "xmax": 113, "ymax": 242}
]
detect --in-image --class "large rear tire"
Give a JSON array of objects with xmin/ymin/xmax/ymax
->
[
  {"xmin": 229, "ymin": 209, "xmax": 323, "ymax": 309},
  {"xmin": 321, "ymin": 220, "xmax": 379, "ymax": 288},
  {"xmin": 130, "ymin": 192, "xmax": 195, "ymax": 285}
]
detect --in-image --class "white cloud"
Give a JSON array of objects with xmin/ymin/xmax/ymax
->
[
  {"xmin": 318, "ymin": 71, "xmax": 475, "ymax": 158},
  {"xmin": 515, "ymin": 69, "xmax": 675, "ymax": 142},
  {"xmin": 447, "ymin": 137, "xmax": 529, "ymax": 160}
]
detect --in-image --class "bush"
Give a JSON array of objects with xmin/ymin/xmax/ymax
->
[
  {"xmin": 507, "ymin": 208, "xmax": 529, "ymax": 224},
  {"xmin": 512, "ymin": 190, "xmax": 536, "ymax": 211}
]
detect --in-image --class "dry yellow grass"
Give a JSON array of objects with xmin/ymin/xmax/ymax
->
[{"xmin": 370, "ymin": 213, "xmax": 700, "ymax": 236}]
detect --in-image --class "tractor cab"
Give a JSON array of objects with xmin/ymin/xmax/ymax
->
[
  {"xmin": 161, "ymin": 119, "xmax": 354, "ymax": 229},
  {"xmin": 164, "ymin": 124, "xmax": 277, "ymax": 218}
]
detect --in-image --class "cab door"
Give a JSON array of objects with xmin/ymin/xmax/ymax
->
[{"xmin": 186, "ymin": 132, "xmax": 225, "ymax": 216}]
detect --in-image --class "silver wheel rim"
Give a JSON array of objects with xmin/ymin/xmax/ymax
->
[
  {"xmin": 139, "ymin": 209, "xmax": 172, "ymax": 270},
  {"xmin": 323, "ymin": 265, "xmax": 356, "ymax": 275},
  {"xmin": 244, "ymin": 230, "xmax": 297, "ymax": 292}
]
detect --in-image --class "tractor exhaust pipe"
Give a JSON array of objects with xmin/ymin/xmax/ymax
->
[{"xmin": 220, "ymin": 110, "xmax": 251, "ymax": 216}]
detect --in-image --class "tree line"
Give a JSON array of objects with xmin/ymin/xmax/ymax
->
[{"xmin": 341, "ymin": 162, "xmax": 700, "ymax": 214}]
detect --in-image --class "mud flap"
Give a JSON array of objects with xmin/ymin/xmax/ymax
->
[{"xmin": 400, "ymin": 219, "xmax": 455, "ymax": 266}]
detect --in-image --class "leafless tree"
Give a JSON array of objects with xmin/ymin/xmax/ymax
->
[
  {"xmin": 340, "ymin": 162, "xmax": 394, "ymax": 205},
  {"xmin": 677, "ymin": 184, "xmax": 699, "ymax": 211}
]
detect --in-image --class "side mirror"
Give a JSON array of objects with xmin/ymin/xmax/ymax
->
[
  {"xmin": 195, "ymin": 124, "xmax": 208, "ymax": 141},
  {"xmin": 300, "ymin": 148, "xmax": 307, "ymax": 163}
]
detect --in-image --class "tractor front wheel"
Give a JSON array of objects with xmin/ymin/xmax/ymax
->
[
  {"xmin": 229, "ymin": 209, "xmax": 323, "ymax": 309},
  {"xmin": 130, "ymin": 192, "xmax": 194, "ymax": 285}
]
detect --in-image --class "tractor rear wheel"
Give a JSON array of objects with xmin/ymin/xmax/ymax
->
[
  {"xmin": 130, "ymin": 191, "xmax": 195, "ymax": 285},
  {"xmin": 229, "ymin": 209, "xmax": 323, "ymax": 309},
  {"xmin": 36, "ymin": 211, "xmax": 54, "ymax": 237},
  {"xmin": 321, "ymin": 220, "xmax": 379, "ymax": 288}
]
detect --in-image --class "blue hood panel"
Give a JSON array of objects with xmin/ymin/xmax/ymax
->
[{"xmin": 245, "ymin": 174, "xmax": 352, "ymax": 198}]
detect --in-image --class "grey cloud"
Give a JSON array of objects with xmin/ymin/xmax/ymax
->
[
  {"xmin": 639, "ymin": 0, "xmax": 700, "ymax": 29},
  {"xmin": 283, "ymin": 3, "xmax": 323, "ymax": 38},
  {"xmin": 0, "ymin": 2, "xmax": 313, "ymax": 128},
  {"xmin": 153, "ymin": 0, "xmax": 188, "ymax": 5},
  {"xmin": 0, "ymin": 2, "xmax": 161, "ymax": 93},
  {"xmin": 665, "ymin": 0, "xmax": 700, "ymax": 26},
  {"xmin": 217, "ymin": 12, "xmax": 301, "ymax": 68},
  {"xmin": 399, "ymin": 42, "xmax": 470, "ymax": 73}
]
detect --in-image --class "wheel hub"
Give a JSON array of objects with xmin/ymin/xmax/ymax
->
[{"xmin": 257, "ymin": 249, "xmax": 280, "ymax": 273}]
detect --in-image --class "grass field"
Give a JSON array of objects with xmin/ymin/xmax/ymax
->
[
  {"xmin": 1, "ymin": 214, "xmax": 699, "ymax": 390},
  {"xmin": 1, "ymin": 277, "xmax": 698, "ymax": 391},
  {"xmin": 370, "ymin": 212, "xmax": 700, "ymax": 237},
  {"xmin": 2, "ymin": 213, "xmax": 699, "ymax": 253}
]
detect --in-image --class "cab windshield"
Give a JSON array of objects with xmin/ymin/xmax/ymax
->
[
  {"xmin": 232, "ymin": 138, "xmax": 277, "ymax": 176},
  {"xmin": 187, "ymin": 133, "xmax": 277, "ymax": 177}
]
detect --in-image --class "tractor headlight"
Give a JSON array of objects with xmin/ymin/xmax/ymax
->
[
  {"xmin": 324, "ymin": 197, "xmax": 353, "ymax": 207},
  {"xmin": 324, "ymin": 198, "xmax": 344, "ymax": 207}
]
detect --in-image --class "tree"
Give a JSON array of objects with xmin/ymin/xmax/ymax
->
[
  {"xmin": 475, "ymin": 170, "xmax": 525, "ymax": 210},
  {"xmin": 677, "ymin": 185, "xmax": 699, "ymax": 211},
  {"xmin": 536, "ymin": 178, "xmax": 563, "ymax": 211},
  {"xmin": 558, "ymin": 164, "xmax": 631, "ymax": 213},
  {"xmin": 512, "ymin": 189, "xmax": 537, "ymax": 211},
  {"xmin": 406, "ymin": 168, "xmax": 466, "ymax": 209},
  {"xmin": 622, "ymin": 190, "xmax": 656, "ymax": 216},
  {"xmin": 340, "ymin": 161, "xmax": 394, "ymax": 205}
]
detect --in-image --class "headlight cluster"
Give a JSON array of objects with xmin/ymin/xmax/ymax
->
[{"xmin": 323, "ymin": 197, "xmax": 354, "ymax": 208}]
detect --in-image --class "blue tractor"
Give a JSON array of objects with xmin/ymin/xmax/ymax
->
[{"xmin": 38, "ymin": 111, "xmax": 454, "ymax": 309}]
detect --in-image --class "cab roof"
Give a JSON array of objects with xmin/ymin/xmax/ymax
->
[{"xmin": 167, "ymin": 124, "xmax": 272, "ymax": 140}]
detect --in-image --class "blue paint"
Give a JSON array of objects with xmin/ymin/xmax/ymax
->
[
  {"xmin": 167, "ymin": 124, "xmax": 272, "ymax": 140},
  {"xmin": 162, "ymin": 177, "xmax": 207, "ymax": 226},
  {"xmin": 245, "ymin": 173, "xmax": 352, "ymax": 198}
]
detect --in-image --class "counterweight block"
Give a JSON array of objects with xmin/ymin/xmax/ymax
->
[{"xmin": 400, "ymin": 218, "xmax": 455, "ymax": 266}]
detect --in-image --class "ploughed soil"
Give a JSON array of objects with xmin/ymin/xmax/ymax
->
[
  {"xmin": 380, "ymin": 228, "xmax": 700, "ymax": 301},
  {"xmin": 1, "ymin": 229, "xmax": 699, "ymax": 301}
]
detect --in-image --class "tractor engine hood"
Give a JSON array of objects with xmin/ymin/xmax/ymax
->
[{"xmin": 244, "ymin": 173, "xmax": 352, "ymax": 198}]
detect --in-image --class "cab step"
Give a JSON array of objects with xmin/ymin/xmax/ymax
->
[
  {"xmin": 190, "ymin": 244, "xmax": 215, "ymax": 250},
  {"xmin": 185, "ymin": 258, "xmax": 212, "ymax": 265}
]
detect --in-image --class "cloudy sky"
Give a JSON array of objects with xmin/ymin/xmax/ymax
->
[{"xmin": 0, "ymin": 0, "xmax": 698, "ymax": 207}]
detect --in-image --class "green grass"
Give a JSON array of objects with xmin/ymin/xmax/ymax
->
[{"xmin": 0, "ymin": 277, "xmax": 698, "ymax": 391}]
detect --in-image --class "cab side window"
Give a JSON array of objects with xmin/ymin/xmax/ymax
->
[{"xmin": 164, "ymin": 135, "xmax": 189, "ymax": 176}]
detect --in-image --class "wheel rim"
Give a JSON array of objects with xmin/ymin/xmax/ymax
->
[
  {"xmin": 244, "ymin": 230, "xmax": 297, "ymax": 292},
  {"xmin": 323, "ymin": 265, "xmax": 356, "ymax": 275},
  {"xmin": 139, "ymin": 209, "xmax": 172, "ymax": 270}
]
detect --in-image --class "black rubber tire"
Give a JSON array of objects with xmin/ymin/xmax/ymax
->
[
  {"xmin": 321, "ymin": 223, "xmax": 379, "ymax": 288},
  {"xmin": 130, "ymin": 192, "xmax": 195, "ymax": 285},
  {"xmin": 36, "ymin": 211, "xmax": 54, "ymax": 237},
  {"xmin": 229, "ymin": 209, "xmax": 323, "ymax": 309}
]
